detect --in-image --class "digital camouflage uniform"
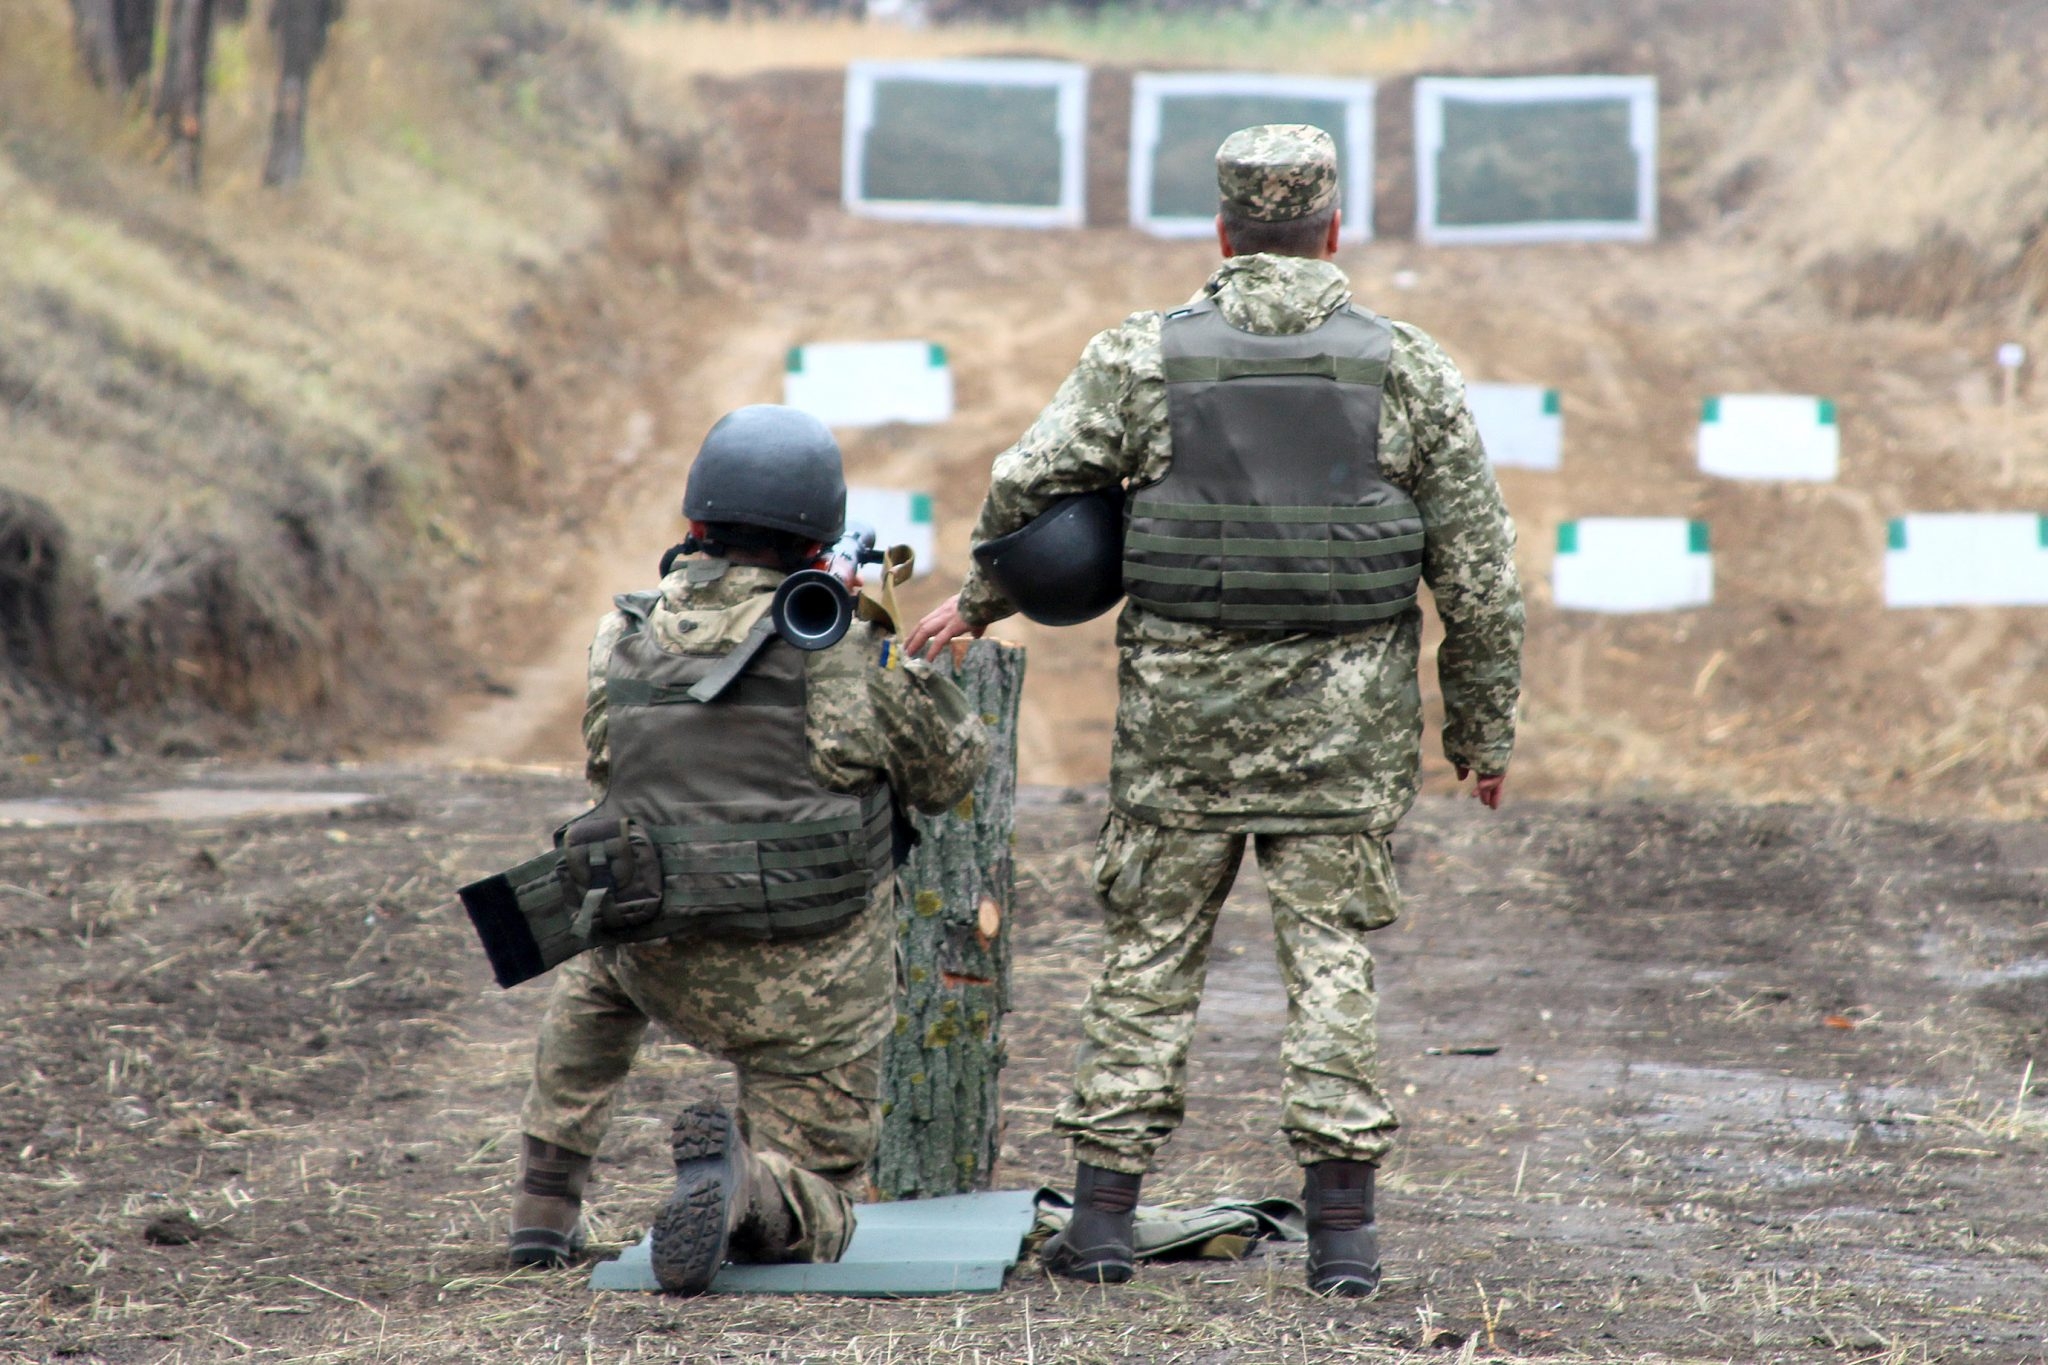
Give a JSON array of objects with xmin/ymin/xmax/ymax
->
[
  {"xmin": 520, "ymin": 557, "xmax": 988, "ymax": 1258},
  {"xmin": 955, "ymin": 127, "xmax": 1524, "ymax": 1175}
]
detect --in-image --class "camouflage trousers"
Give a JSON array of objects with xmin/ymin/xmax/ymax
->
[
  {"xmin": 1053, "ymin": 812, "xmax": 1402, "ymax": 1173},
  {"xmin": 519, "ymin": 892, "xmax": 896, "ymax": 1263}
]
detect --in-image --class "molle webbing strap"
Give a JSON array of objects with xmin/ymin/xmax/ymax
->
[
  {"xmin": 1161, "ymin": 355, "xmax": 1389, "ymax": 386},
  {"xmin": 1125, "ymin": 531, "xmax": 1426, "ymax": 559},
  {"xmin": 1128, "ymin": 500, "xmax": 1419, "ymax": 525},
  {"xmin": 1122, "ymin": 594, "xmax": 1419, "ymax": 626}
]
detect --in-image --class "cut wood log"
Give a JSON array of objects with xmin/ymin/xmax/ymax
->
[
  {"xmin": 876, "ymin": 637, "xmax": 1024, "ymax": 1199},
  {"xmin": 69, "ymin": 0, "xmax": 124, "ymax": 89}
]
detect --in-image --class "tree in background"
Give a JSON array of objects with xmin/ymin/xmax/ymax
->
[
  {"xmin": 68, "ymin": 0, "xmax": 159, "ymax": 93},
  {"xmin": 155, "ymin": 0, "xmax": 217, "ymax": 187},
  {"xmin": 263, "ymin": 0, "xmax": 344, "ymax": 188},
  {"xmin": 69, "ymin": 0, "xmax": 341, "ymax": 190}
]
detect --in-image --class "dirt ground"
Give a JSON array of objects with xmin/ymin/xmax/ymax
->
[{"xmin": 0, "ymin": 763, "xmax": 2042, "ymax": 1363}]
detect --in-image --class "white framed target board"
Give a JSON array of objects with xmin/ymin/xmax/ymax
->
[
  {"xmin": 1415, "ymin": 75, "xmax": 1658, "ymax": 245},
  {"xmin": 1553, "ymin": 518, "xmax": 1712, "ymax": 613},
  {"xmin": 843, "ymin": 60, "xmax": 1089, "ymax": 229},
  {"xmin": 1129, "ymin": 72, "xmax": 1375, "ymax": 243}
]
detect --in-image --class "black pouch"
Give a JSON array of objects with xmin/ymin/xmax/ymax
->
[{"xmin": 559, "ymin": 816, "xmax": 665, "ymax": 940}]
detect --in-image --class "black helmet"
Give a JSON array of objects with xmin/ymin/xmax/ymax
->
[
  {"xmin": 970, "ymin": 486, "xmax": 1127, "ymax": 627},
  {"xmin": 683, "ymin": 405, "xmax": 846, "ymax": 540}
]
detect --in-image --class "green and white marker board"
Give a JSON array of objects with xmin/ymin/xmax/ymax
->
[
  {"xmin": 1697, "ymin": 394, "xmax": 1839, "ymax": 482},
  {"xmin": 1885, "ymin": 514, "xmax": 2048, "ymax": 607},
  {"xmin": 1129, "ymin": 72, "xmax": 1374, "ymax": 243},
  {"xmin": 1553, "ymin": 518, "xmax": 1712, "ymax": 612},
  {"xmin": 1467, "ymin": 383, "xmax": 1563, "ymax": 471},
  {"xmin": 843, "ymin": 60, "xmax": 1089, "ymax": 228},
  {"xmin": 1415, "ymin": 76, "xmax": 1657, "ymax": 245},
  {"xmin": 784, "ymin": 341, "xmax": 954, "ymax": 428},
  {"xmin": 849, "ymin": 486, "xmax": 937, "ymax": 578}
]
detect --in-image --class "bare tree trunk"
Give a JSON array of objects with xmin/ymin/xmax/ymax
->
[
  {"xmin": 262, "ymin": 0, "xmax": 337, "ymax": 188},
  {"xmin": 70, "ymin": 0, "xmax": 125, "ymax": 88},
  {"xmin": 157, "ymin": 0, "xmax": 216, "ymax": 188},
  {"xmin": 875, "ymin": 639, "xmax": 1024, "ymax": 1199},
  {"xmin": 113, "ymin": 0, "xmax": 159, "ymax": 91}
]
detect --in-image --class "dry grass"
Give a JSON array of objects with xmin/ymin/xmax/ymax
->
[
  {"xmin": 604, "ymin": 5, "xmax": 1454, "ymax": 79},
  {"xmin": 0, "ymin": 0, "xmax": 629, "ymax": 750}
]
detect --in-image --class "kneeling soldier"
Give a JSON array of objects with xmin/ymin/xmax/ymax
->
[{"xmin": 508, "ymin": 405, "xmax": 988, "ymax": 1291}]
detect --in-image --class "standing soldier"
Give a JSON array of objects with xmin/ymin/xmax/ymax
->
[
  {"xmin": 509, "ymin": 405, "xmax": 988, "ymax": 1292},
  {"xmin": 908, "ymin": 127, "xmax": 1524, "ymax": 1297}
]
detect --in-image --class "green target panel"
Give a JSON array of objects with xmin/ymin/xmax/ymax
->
[
  {"xmin": 1415, "ymin": 76, "xmax": 1657, "ymax": 244},
  {"xmin": 1131, "ymin": 74, "xmax": 1375, "ymax": 241},
  {"xmin": 844, "ymin": 61, "xmax": 1089, "ymax": 228}
]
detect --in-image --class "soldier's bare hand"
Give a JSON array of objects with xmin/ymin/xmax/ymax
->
[
  {"xmin": 1455, "ymin": 764, "xmax": 1507, "ymax": 810},
  {"xmin": 906, "ymin": 594, "xmax": 982, "ymax": 661}
]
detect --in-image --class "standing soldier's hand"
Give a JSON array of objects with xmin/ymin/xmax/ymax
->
[
  {"xmin": 1455, "ymin": 765, "xmax": 1507, "ymax": 810},
  {"xmin": 906, "ymin": 594, "xmax": 983, "ymax": 661}
]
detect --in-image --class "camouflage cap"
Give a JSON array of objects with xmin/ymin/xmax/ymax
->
[{"xmin": 1216, "ymin": 124, "xmax": 1339, "ymax": 222}]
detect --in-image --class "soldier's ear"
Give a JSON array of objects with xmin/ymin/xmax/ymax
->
[
  {"xmin": 1215, "ymin": 214, "xmax": 1235, "ymax": 259},
  {"xmin": 1324, "ymin": 210, "xmax": 1343, "ymax": 258}
]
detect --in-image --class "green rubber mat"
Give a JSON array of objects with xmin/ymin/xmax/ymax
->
[{"xmin": 589, "ymin": 1188, "xmax": 1039, "ymax": 1296}]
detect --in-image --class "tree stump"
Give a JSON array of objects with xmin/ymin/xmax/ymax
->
[{"xmin": 876, "ymin": 638, "xmax": 1024, "ymax": 1199}]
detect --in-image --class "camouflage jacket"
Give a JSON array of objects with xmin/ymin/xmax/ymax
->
[
  {"xmin": 583, "ymin": 557, "xmax": 989, "ymax": 815},
  {"xmin": 956, "ymin": 254, "xmax": 1523, "ymax": 833}
]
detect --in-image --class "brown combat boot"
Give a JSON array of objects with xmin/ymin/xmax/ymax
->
[
  {"xmin": 728, "ymin": 1177, "xmax": 802, "ymax": 1265},
  {"xmin": 1303, "ymin": 1159, "xmax": 1380, "ymax": 1297},
  {"xmin": 650, "ymin": 1099, "xmax": 757, "ymax": 1294},
  {"xmin": 508, "ymin": 1135, "xmax": 591, "ymax": 1268},
  {"xmin": 1041, "ymin": 1162, "xmax": 1141, "ymax": 1284}
]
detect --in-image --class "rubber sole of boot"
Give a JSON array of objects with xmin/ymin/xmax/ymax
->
[
  {"xmin": 1041, "ymin": 1231, "xmax": 1135, "ymax": 1284},
  {"xmin": 1047, "ymin": 1254, "xmax": 1134, "ymax": 1285},
  {"xmin": 507, "ymin": 1227, "xmax": 581, "ymax": 1269},
  {"xmin": 1307, "ymin": 1263, "xmax": 1382, "ymax": 1298},
  {"xmin": 649, "ymin": 1100, "xmax": 742, "ymax": 1295}
]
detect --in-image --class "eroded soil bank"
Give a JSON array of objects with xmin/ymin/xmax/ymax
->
[{"xmin": 0, "ymin": 765, "xmax": 2041, "ymax": 1363}]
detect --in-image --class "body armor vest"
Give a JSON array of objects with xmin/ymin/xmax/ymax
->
[
  {"xmin": 458, "ymin": 595, "xmax": 893, "ymax": 988},
  {"xmin": 1121, "ymin": 299, "xmax": 1426, "ymax": 633}
]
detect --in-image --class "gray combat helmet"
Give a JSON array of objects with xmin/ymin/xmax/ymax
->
[{"xmin": 683, "ymin": 405, "xmax": 846, "ymax": 541}]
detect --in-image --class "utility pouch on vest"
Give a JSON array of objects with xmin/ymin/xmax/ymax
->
[
  {"xmin": 558, "ymin": 816, "xmax": 665, "ymax": 941},
  {"xmin": 459, "ymin": 849, "xmax": 572, "ymax": 989}
]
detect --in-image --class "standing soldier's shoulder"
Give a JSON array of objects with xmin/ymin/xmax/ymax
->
[
  {"xmin": 1384, "ymin": 320, "xmax": 1469, "ymax": 419},
  {"xmin": 1087, "ymin": 311, "xmax": 1165, "ymax": 368}
]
